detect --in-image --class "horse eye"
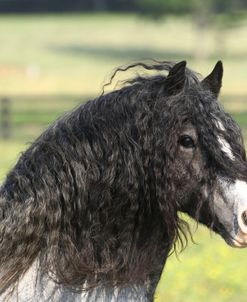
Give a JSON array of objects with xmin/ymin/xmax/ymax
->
[{"xmin": 179, "ymin": 135, "xmax": 195, "ymax": 148}]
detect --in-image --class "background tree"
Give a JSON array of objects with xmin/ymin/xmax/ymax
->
[{"xmin": 136, "ymin": 0, "xmax": 247, "ymax": 60}]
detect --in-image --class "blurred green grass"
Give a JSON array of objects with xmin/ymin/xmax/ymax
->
[
  {"xmin": 0, "ymin": 14, "xmax": 247, "ymax": 96},
  {"xmin": 0, "ymin": 13, "xmax": 247, "ymax": 302}
]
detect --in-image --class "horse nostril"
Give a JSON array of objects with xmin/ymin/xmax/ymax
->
[{"xmin": 242, "ymin": 211, "xmax": 247, "ymax": 226}]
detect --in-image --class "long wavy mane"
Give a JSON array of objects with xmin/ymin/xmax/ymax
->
[{"xmin": 0, "ymin": 61, "xmax": 245, "ymax": 297}]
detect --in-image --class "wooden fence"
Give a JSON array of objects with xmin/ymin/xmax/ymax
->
[
  {"xmin": 1, "ymin": 94, "xmax": 246, "ymax": 142},
  {"xmin": 0, "ymin": 98, "xmax": 11, "ymax": 139},
  {"xmin": 0, "ymin": 95, "xmax": 84, "ymax": 141}
]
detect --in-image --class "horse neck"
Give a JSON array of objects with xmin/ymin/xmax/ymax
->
[{"xmin": 3, "ymin": 260, "xmax": 155, "ymax": 302}]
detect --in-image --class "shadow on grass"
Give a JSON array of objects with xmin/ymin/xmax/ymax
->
[
  {"xmin": 50, "ymin": 44, "xmax": 194, "ymax": 61},
  {"xmin": 50, "ymin": 44, "xmax": 247, "ymax": 61}
]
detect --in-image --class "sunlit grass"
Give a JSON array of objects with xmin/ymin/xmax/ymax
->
[
  {"xmin": 0, "ymin": 14, "xmax": 246, "ymax": 96},
  {"xmin": 0, "ymin": 140, "xmax": 26, "ymax": 181},
  {"xmin": 155, "ymin": 225, "xmax": 247, "ymax": 302}
]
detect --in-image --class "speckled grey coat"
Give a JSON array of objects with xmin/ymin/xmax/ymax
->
[{"xmin": 1, "ymin": 261, "xmax": 150, "ymax": 302}]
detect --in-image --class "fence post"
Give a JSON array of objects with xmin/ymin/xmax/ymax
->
[{"xmin": 1, "ymin": 98, "xmax": 11, "ymax": 139}]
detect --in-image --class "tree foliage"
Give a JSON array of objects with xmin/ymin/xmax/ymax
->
[
  {"xmin": 137, "ymin": 0, "xmax": 195, "ymax": 18},
  {"xmin": 136, "ymin": 0, "xmax": 247, "ymax": 21}
]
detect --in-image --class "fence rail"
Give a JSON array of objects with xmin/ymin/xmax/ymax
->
[
  {"xmin": 0, "ymin": 94, "xmax": 247, "ymax": 142},
  {"xmin": 0, "ymin": 95, "xmax": 86, "ymax": 141},
  {"xmin": 0, "ymin": 98, "xmax": 11, "ymax": 139}
]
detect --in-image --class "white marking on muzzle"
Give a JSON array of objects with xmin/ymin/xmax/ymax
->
[
  {"xmin": 218, "ymin": 178, "xmax": 247, "ymax": 247},
  {"xmin": 230, "ymin": 180, "xmax": 247, "ymax": 235}
]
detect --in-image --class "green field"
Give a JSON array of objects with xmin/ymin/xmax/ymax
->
[{"xmin": 0, "ymin": 14, "xmax": 247, "ymax": 302}]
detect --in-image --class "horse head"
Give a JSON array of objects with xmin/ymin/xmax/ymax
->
[{"xmin": 160, "ymin": 61, "xmax": 247, "ymax": 248}]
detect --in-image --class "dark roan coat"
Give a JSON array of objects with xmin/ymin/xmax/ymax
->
[{"xmin": 1, "ymin": 61, "xmax": 247, "ymax": 301}]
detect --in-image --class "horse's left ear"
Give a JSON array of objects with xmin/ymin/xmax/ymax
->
[
  {"xmin": 201, "ymin": 61, "xmax": 223, "ymax": 98},
  {"xmin": 165, "ymin": 61, "xmax": 187, "ymax": 95}
]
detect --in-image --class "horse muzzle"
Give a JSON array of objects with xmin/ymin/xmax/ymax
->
[
  {"xmin": 214, "ymin": 179, "xmax": 247, "ymax": 248},
  {"xmin": 231, "ymin": 210, "xmax": 247, "ymax": 247}
]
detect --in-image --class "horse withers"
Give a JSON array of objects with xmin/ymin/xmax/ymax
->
[{"xmin": 0, "ymin": 61, "xmax": 246, "ymax": 301}]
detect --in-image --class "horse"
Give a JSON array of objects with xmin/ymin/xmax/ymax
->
[{"xmin": 0, "ymin": 60, "xmax": 247, "ymax": 301}]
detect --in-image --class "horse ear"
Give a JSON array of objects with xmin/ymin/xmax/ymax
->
[
  {"xmin": 201, "ymin": 61, "xmax": 223, "ymax": 97},
  {"xmin": 165, "ymin": 61, "xmax": 186, "ymax": 95}
]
